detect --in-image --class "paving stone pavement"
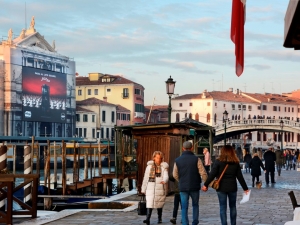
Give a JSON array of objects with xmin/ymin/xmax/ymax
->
[{"xmin": 36, "ymin": 169, "xmax": 300, "ymax": 225}]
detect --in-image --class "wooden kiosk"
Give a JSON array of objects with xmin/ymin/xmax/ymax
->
[{"xmin": 114, "ymin": 119, "xmax": 213, "ymax": 194}]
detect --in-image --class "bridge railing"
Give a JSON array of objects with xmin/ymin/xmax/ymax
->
[{"xmin": 214, "ymin": 119, "xmax": 300, "ymax": 132}]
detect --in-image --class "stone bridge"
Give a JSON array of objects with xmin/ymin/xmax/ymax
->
[{"xmin": 213, "ymin": 119, "xmax": 300, "ymax": 143}]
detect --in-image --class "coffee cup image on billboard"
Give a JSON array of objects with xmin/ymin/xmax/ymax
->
[{"xmin": 41, "ymin": 84, "xmax": 50, "ymax": 112}]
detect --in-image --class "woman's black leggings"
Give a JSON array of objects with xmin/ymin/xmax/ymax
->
[{"xmin": 252, "ymin": 176, "xmax": 259, "ymax": 183}]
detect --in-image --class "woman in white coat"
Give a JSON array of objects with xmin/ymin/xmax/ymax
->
[{"xmin": 141, "ymin": 151, "xmax": 169, "ymax": 225}]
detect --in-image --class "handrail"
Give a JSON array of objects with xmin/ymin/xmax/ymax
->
[{"xmin": 0, "ymin": 174, "xmax": 39, "ymax": 224}]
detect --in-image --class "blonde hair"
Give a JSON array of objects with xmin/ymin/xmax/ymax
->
[{"xmin": 152, "ymin": 151, "xmax": 164, "ymax": 160}]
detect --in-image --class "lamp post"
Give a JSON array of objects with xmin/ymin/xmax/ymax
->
[
  {"xmin": 223, "ymin": 110, "xmax": 228, "ymax": 145},
  {"xmin": 165, "ymin": 76, "xmax": 176, "ymax": 123},
  {"xmin": 45, "ymin": 126, "xmax": 47, "ymax": 137},
  {"xmin": 280, "ymin": 120, "xmax": 284, "ymax": 151}
]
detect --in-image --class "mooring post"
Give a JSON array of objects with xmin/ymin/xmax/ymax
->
[
  {"xmin": 24, "ymin": 145, "xmax": 32, "ymax": 204},
  {"xmin": 98, "ymin": 142, "xmax": 102, "ymax": 176},
  {"xmin": 0, "ymin": 145, "xmax": 8, "ymax": 211},
  {"xmin": 62, "ymin": 140, "xmax": 66, "ymax": 195},
  {"xmin": 84, "ymin": 149, "xmax": 88, "ymax": 179},
  {"xmin": 53, "ymin": 141, "xmax": 57, "ymax": 189}
]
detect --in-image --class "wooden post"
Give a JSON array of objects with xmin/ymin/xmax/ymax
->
[
  {"xmin": 122, "ymin": 137, "xmax": 125, "ymax": 177},
  {"xmin": 107, "ymin": 179, "xmax": 112, "ymax": 195},
  {"xmin": 36, "ymin": 142, "xmax": 40, "ymax": 186},
  {"xmin": 73, "ymin": 141, "xmax": 77, "ymax": 184},
  {"xmin": 13, "ymin": 145, "xmax": 16, "ymax": 174},
  {"xmin": 108, "ymin": 140, "xmax": 111, "ymax": 173},
  {"xmin": 0, "ymin": 145, "xmax": 7, "ymax": 211},
  {"xmin": 62, "ymin": 140, "xmax": 66, "ymax": 195},
  {"xmin": 117, "ymin": 179, "xmax": 121, "ymax": 194},
  {"xmin": 84, "ymin": 149, "xmax": 88, "ymax": 179},
  {"xmin": 44, "ymin": 146, "xmax": 47, "ymax": 186},
  {"xmin": 103, "ymin": 178, "xmax": 107, "ymax": 196},
  {"xmin": 89, "ymin": 143, "xmax": 93, "ymax": 195},
  {"xmin": 24, "ymin": 145, "xmax": 32, "ymax": 204},
  {"xmin": 31, "ymin": 136, "xmax": 35, "ymax": 173},
  {"xmin": 93, "ymin": 146, "xmax": 96, "ymax": 177},
  {"xmin": 53, "ymin": 141, "xmax": 57, "ymax": 189},
  {"xmin": 77, "ymin": 144, "xmax": 81, "ymax": 180},
  {"xmin": 98, "ymin": 142, "xmax": 102, "ymax": 176},
  {"xmin": 47, "ymin": 140, "xmax": 51, "ymax": 194}
]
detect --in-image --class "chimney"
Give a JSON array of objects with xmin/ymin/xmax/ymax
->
[
  {"xmin": 103, "ymin": 97, "xmax": 107, "ymax": 102},
  {"xmin": 228, "ymin": 88, "xmax": 233, "ymax": 92},
  {"xmin": 202, "ymin": 89, "xmax": 207, "ymax": 99},
  {"xmin": 236, "ymin": 89, "xmax": 239, "ymax": 95}
]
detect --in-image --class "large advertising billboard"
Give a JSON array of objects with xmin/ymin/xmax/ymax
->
[{"xmin": 22, "ymin": 67, "xmax": 67, "ymax": 123}]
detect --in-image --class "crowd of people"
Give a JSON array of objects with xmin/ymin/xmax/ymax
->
[{"xmin": 141, "ymin": 143, "xmax": 249, "ymax": 225}]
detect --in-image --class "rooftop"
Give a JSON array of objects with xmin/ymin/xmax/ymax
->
[
  {"xmin": 76, "ymin": 106, "xmax": 95, "ymax": 113},
  {"xmin": 76, "ymin": 97, "xmax": 116, "ymax": 106},
  {"xmin": 116, "ymin": 104, "xmax": 130, "ymax": 112}
]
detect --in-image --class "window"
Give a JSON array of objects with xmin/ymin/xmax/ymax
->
[
  {"xmin": 117, "ymin": 113, "xmax": 120, "ymax": 120},
  {"xmin": 292, "ymin": 108, "xmax": 294, "ymax": 112},
  {"xmin": 112, "ymin": 111, "xmax": 115, "ymax": 122},
  {"xmin": 123, "ymin": 88, "xmax": 129, "ymax": 98},
  {"xmin": 79, "ymin": 128, "xmax": 82, "ymax": 137},
  {"xmin": 273, "ymin": 106, "xmax": 277, "ymax": 111},
  {"xmin": 84, "ymin": 128, "xmax": 87, "ymax": 137},
  {"xmin": 179, "ymin": 103, "xmax": 182, "ymax": 107},
  {"xmin": 94, "ymin": 89, "xmax": 98, "ymax": 95},
  {"xmin": 75, "ymin": 128, "xmax": 78, "ymax": 136},
  {"xmin": 135, "ymin": 89, "xmax": 141, "ymax": 95},
  {"xmin": 215, "ymin": 102, "xmax": 217, "ymax": 107},
  {"xmin": 242, "ymin": 105, "xmax": 246, "ymax": 110},
  {"xmin": 189, "ymin": 113, "xmax": 192, "ymax": 119},
  {"xmin": 189, "ymin": 102, "xmax": 193, "ymax": 106},
  {"xmin": 127, "ymin": 114, "xmax": 130, "ymax": 121},
  {"xmin": 92, "ymin": 115, "xmax": 95, "ymax": 122},
  {"xmin": 262, "ymin": 105, "xmax": 267, "ymax": 110},
  {"xmin": 257, "ymin": 132, "xmax": 261, "ymax": 141},
  {"xmin": 135, "ymin": 104, "xmax": 144, "ymax": 112},
  {"xmin": 176, "ymin": 113, "xmax": 180, "ymax": 122},
  {"xmin": 298, "ymin": 108, "xmax": 300, "ymax": 113},
  {"xmin": 248, "ymin": 105, "xmax": 252, "ymax": 111},
  {"xmin": 122, "ymin": 114, "xmax": 126, "ymax": 120},
  {"xmin": 106, "ymin": 128, "xmax": 109, "ymax": 139},
  {"xmin": 76, "ymin": 114, "xmax": 80, "ymax": 122},
  {"xmin": 83, "ymin": 114, "xmax": 88, "ymax": 122},
  {"xmin": 107, "ymin": 88, "xmax": 111, "ymax": 92},
  {"xmin": 102, "ymin": 111, "xmax": 106, "ymax": 122},
  {"xmin": 238, "ymin": 105, "xmax": 241, "ymax": 110},
  {"xmin": 207, "ymin": 102, "xmax": 210, "ymax": 106},
  {"xmin": 214, "ymin": 113, "xmax": 217, "ymax": 123},
  {"xmin": 224, "ymin": 104, "xmax": 226, "ymax": 108},
  {"xmin": 207, "ymin": 113, "xmax": 210, "ymax": 123},
  {"xmin": 263, "ymin": 132, "xmax": 266, "ymax": 141},
  {"xmin": 87, "ymin": 89, "xmax": 91, "ymax": 95},
  {"xmin": 185, "ymin": 113, "xmax": 187, "ymax": 118},
  {"xmin": 101, "ymin": 127, "xmax": 104, "ymax": 139},
  {"xmin": 288, "ymin": 107, "xmax": 290, "ymax": 112},
  {"xmin": 111, "ymin": 128, "xmax": 115, "ymax": 140},
  {"xmin": 78, "ymin": 90, "xmax": 82, "ymax": 96},
  {"xmin": 92, "ymin": 129, "xmax": 95, "ymax": 138},
  {"xmin": 258, "ymin": 106, "xmax": 261, "ymax": 110},
  {"xmin": 232, "ymin": 104, "xmax": 235, "ymax": 110},
  {"xmin": 285, "ymin": 107, "xmax": 286, "ymax": 112}
]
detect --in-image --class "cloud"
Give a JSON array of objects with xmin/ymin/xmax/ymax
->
[{"xmin": 247, "ymin": 64, "xmax": 271, "ymax": 70}]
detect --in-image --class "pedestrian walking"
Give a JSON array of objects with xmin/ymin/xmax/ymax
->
[
  {"xmin": 141, "ymin": 151, "xmax": 169, "ymax": 225},
  {"xmin": 275, "ymin": 146, "xmax": 283, "ymax": 176},
  {"xmin": 263, "ymin": 148, "xmax": 276, "ymax": 184},
  {"xmin": 243, "ymin": 151, "xmax": 252, "ymax": 173},
  {"xmin": 249, "ymin": 153, "xmax": 265, "ymax": 187},
  {"xmin": 173, "ymin": 141, "xmax": 207, "ymax": 225},
  {"xmin": 203, "ymin": 147, "xmax": 212, "ymax": 174},
  {"xmin": 202, "ymin": 145, "xmax": 249, "ymax": 225},
  {"xmin": 169, "ymin": 175, "xmax": 181, "ymax": 224}
]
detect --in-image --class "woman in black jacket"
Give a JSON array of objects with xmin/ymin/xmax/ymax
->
[
  {"xmin": 202, "ymin": 145, "xmax": 249, "ymax": 225},
  {"xmin": 249, "ymin": 153, "xmax": 265, "ymax": 187}
]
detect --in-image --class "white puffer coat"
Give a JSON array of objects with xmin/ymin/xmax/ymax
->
[{"xmin": 141, "ymin": 160, "xmax": 169, "ymax": 209}]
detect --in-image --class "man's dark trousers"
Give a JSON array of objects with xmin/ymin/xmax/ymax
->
[{"xmin": 265, "ymin": 170, "xmax": 275, "ymax": 184}]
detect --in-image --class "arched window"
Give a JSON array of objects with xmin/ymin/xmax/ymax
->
[
  {"xmin": 195, "ymin": 113, "xmax": 199, "ymax": 121},
  {"xmin": 185, "ymin": 113, "xmax": 187, "ymax": 118},
  {"xmin": 248, "ymin": 114, "xmax": 251, "ymax": 119},
  {"xmin": 176, "ymin": 113, "xmax": 180, "ymax": 122},
  {"xmin": 189, "ymin": 113, "xmax": 192, "ymax": 119},
  {"xmin": 235, "ymin": 115, "xmax": 237, "ymax": 120},
  {"xmin": 207, "ymin": 113, "xmax": 210, "ymax": 123},
  {"xmin": 214, "ymin": 113, "xmax": 217, "ymax": 124},
  {"xmin": 232, "ymin": 115, "xmax": 234, "ymax": 120}
]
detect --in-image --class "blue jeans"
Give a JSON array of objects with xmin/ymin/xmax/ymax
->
[
  {"xmin": 276, "ymin": 163, "xmax": 282, "ymax": 175},
  {"xmin": 217, "ymin": 191, "xmax": 237, "ymax": 225},
  {"xmin": 180, "ymin": 191, "xmax": 199, "ymax": 225}
]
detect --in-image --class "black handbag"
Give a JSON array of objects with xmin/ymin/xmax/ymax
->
[{"xmin": 137, "ymin": 195, "xmax": 147, "ymax": 215}]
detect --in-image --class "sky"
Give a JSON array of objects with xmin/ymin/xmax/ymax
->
[{"xmin": 0, "ymin": 0, "xmax": 299, "ymax": 105}]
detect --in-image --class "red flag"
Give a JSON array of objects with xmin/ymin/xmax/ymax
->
[{"xmin": 231, "ymin": 0, "xmax": 246, "ymax": 77}]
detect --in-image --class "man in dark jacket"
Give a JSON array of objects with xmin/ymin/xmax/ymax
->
[
  {"xmin": 173, "ymin": 141, "xmax": 207, "ymax": 225},
  {"xmin": 264, "ymin": 148, "xmax": 277, "ymax": 184}
]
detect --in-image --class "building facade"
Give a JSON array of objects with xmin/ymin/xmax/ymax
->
[
  {"xmin": 0, "ymin": 19, "xmax": 76, "ymax": 138},
  {"xmin": 75, "ymin": 106, "xmax": 97, "ymax": 141},
  {"xmin": 76, "ymin": 73, "xmax": 145, "ymax": 125},
  {"xmin": 171, "ymin": 89, "xmax": 300, "ymax": 149}
]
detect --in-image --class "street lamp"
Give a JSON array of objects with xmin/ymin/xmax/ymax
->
[
  {"xmin": 165, "ymin": 76, "xmax": 176, "ymax": 123},
  {"xmin": 223, "ymin": 110, "xmax": 228, "ymax": 145},
  {"xmin": 280, "ymin": 120, "xmax": 284, "ymax": 151}
]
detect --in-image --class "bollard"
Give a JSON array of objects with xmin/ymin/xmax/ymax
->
[
  {"xmin": 24, "ymin": 145, "xmax": 32, "ymax": 204},
  {"xmin": 0, "ymin": 145, "xmax": 7, "ymax": 211}
]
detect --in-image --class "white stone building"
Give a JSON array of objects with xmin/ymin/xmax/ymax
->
[
  {"xmin": 171, "ymin": 89, "xmax": 300, "ymax": 150},
  {"xmin": 75, "ymin": 106, "xmax": 97, "ymax": 141}
]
